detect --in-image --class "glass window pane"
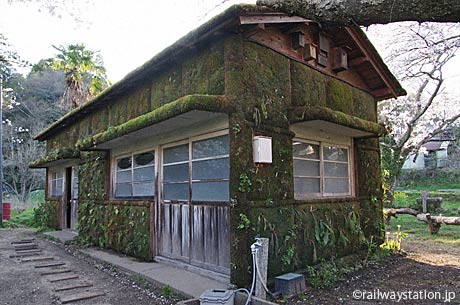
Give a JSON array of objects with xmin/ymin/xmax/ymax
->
[
  {"xmin": 56, "ymin": 179, "xmax": 63, "ymax": 196},
  {"xmin": 324, "ymin": 178, "xmax": 349, "ymax": 193},
  {"xmin": 163, "ymin": 183, "xmax": 189, "ymax": 201},
  {"xmin": 134, "ymin": 152, "xmax": 154, "ymax": 166},
  {"xmin": 294, "ymin": 177, "xmax": 320, "ymax": 194},
  {"xmin": 192, "ymin": 135, "xmax": 229, "ymax": 159},
  {"xmin": 133, "ymin": 182, "xmax": 155, "ymax": 197},
  {"xmin": 192, "ymin": 158, "xmax": 229, "ymax": 180},
  {"xmin": 116, "ymin": 183, "xmax": 132, "ymax": 197},
  {"xmin": 117, "ymin": 157, "xmax": 132, "ymax": 170},
  {"xmin": 192, "ymin": 181, "xmax": 229, "ymax": 201},
  {"xmin": 133, "ymin": 166, "xmax": 155, "ymax": 182},
  {"xmin": 164, "ymin": 144, "xmax": 189, "ymax": 164},
  {"xmin": 293, "ymin": 142, "xmax": 319, "ymax": 159},
  {"xmin": 323, "ymin": 146, "xmax": 348, "ymax": 162},
  {"xmin": 293, "ymin": 159, "xmax": 320, "ymax": 177},
  {"xmin": 324, "ymin": 162, "xmax": 349, "ymax": 177},
  {"xmin": 163, "ymin": 163, "xmax": 189, "ymax": 182},
  {"xmin": 117, "ymin": 170, "xmax": 132, "ymax": 183}
]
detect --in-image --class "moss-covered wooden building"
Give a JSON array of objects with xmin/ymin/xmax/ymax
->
[{"xmin": 31, "ymin": 5, "xmax": 405, "ymax": 286}]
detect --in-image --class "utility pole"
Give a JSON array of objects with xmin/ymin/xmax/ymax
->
[{"xmin": 0, "ymin": 77, "xmax": 3, "ymax": 226}]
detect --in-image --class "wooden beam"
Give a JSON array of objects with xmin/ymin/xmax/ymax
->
[
  {"xmin": 40, "ymin": 269, "xmax": 72, "ymax": 276},
  {"xmin": 345, "ymin": 27, "xmax": 399, "ymax": 98},
  {"xmin": 240, "ymin": 15, "xmax": 308, "ymax": 25},
  {"xmin": 35, "ymin": 262, "xmax": 66, "ymax": 268},
  {"xmin": 55, "ymin": 283, "xmax": 93, "ymax": 292},
  {"xmin": 48, "ymin": 274, "xmax": 79, "ymax": 282},
  {"xmin": 372, "ymin": 88, "xmax": 393, "ymax": 97},
  {"xmin": 61, "ymin": 291, "xmax": 105, "ymax": 304},
  {"xmin": 349, "ymin": 56, "xmax": 370, "ymax": 67}
]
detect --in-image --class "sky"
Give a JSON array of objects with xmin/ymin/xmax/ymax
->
[
  {"xmin": 0, "ymin": 0, "xmax": 459, "ymax": 89},
  {"xmin": 0, "ymin": 0, "xmax": 256, "ymax": 82}
]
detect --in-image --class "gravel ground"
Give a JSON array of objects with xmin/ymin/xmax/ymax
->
[
  {"xmin": 0, "ymin": 228, "xmax": 183, "ymax": 305},
  {"xmin": 285, "ymin": 240, "xmax": 460, "ymax": 305}
]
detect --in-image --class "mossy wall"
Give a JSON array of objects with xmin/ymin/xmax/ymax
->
[
  {"xmin": 42, "ymin": 39, "xmax": 225, "ymax": 262},
  {"xmin": 225, "ymin": 35, "xmax": 383, "ymax": 286},
  {"xmin": 40, "ymin": 31, "xmax": 383, "ymax": 280},
  {"xmin": 290, "ymin": 60, "xmax": 376, "ymax": 121},
  {"xmin": 77, "ymin": 151, "xmax": 151, "ymax": 260},
  {"xmin": 42, "ymin": 199, "xmax": 60, "ymax": 229}
]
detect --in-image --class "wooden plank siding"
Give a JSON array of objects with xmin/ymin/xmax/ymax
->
[{"xmin": 160, "ymin": 202, "xmax": 230, "ymax": 275}]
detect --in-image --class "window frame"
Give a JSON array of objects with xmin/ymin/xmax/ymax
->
[
  {"xmin": 293, "ymin": 137, "xmax": 353, "ymax": 200},
  {"xmin": 112, "ymin": 148, "xmax": 156, "ymax": 200},
  {"xmin": 48, "ymin": 169, "xmax": 64, "ymax": 199},
  {"xmin": 160, "ymin": 130, "xmax": 230, "ymax": 203}
]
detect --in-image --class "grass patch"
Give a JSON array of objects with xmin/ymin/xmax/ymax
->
[
  {"xmin": 399, "ymin": 169, "xmax": 460, "ymax": 190},
  {"xmin": 387, "ymin": 191, "xmax": 460, "ymax": 247},
  {"xmin": 4, "ymin": 205, "xmax": 55, "ymax": 232},
  {"xmin": 4, "ymin": 208, "xmax": 36, "ymax": 228}
]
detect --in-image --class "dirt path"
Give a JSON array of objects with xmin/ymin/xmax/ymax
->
[
  {"xmin": 288, "ymin": 239, "xmax": 460, "ymax": 305},
  {"xmin": 0, "ymin": 228, "xmax": 181, "ymax": 305}
]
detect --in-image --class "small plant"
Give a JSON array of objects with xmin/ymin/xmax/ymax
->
[
  {"xmin": 393, "ymin": 191, "xmax": 408, "ymax": 201},
  {"xmin": 161, "ymin": 285, "xmax": 176, "ymax": 297},
  {"xmin": 237, "ymin": 213, "xmax": 251, "ymax": 230},
  {"xmin": 379, "ymin": 225, "xmax": 408, "ymax": 253},
  {"xmin": 306, "ymin": 259, "xmax": 344, "ymax": 289},
  {"xmin": 238, "ymin": 174, "xmax": 252, "ymax": 193}
]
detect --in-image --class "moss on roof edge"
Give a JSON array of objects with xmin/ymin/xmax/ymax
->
[
  {"xmin": 29, "ymin": 147, "xmax": 80, "ymax": 168},
  {"xmin": 76, "ymin": 94, "xmax": 232, "ymax": 150},
  {"xmin": 289, "ymin": 106, "xmax": 386, "ymax": 136}
]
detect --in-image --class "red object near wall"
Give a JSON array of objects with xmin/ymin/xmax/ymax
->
[{"xmin": 2, "ymin": 202, "xmax": 11, "ymax": 220}]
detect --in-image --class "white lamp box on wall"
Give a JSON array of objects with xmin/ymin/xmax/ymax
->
[{"xmin": 253, "ymin": 136, "xmax": 272, "ymax": 163}]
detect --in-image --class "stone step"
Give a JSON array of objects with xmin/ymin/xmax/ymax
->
[
  {"xmin": 40, "ymin": 269, "xmax": 72, "ymax": 276},
  {"xmin": 35, "ymin": 262, "xmax": 66, "ymax": 268},
  {"xmin": 15, "ymin": 249, "xmax": 42, "ymax": 254},
  {"xmin": 60, "ymin": 291, "xmax": 105, "ymax": 304},
  {"xmin": 14, "ymin": 243, "xmax": 39, "ymax": 250},
  {"xmin": 54, "ymin": 283, "xmax": 93, "ymax": 292},
  {"xmin": 48, "ymin": 274, "xmax": 79, "ymax": 282},
  {"xmin": 11, "ymin": 238, "xmax": 35, "ymax": 244},
  {"xmin": 10, "ymin": 252, "xmax": 42, "ymax": 258},
  {"xmin": 20, "ymin": 256, "xmax": 54, "ymax": 263}
]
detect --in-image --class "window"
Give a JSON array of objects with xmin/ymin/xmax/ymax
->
[
  {"xmin": 49, "ymin": 170, "xmax": 64, "ymax": 198},
  {"xmin": 293, "ymin": 140, "xmax": 352, "ymax": 199},
  {"xmin": 115, "ymin": 151, "xmax": 155, "ymax": 198},
  {"xmin": 163, "ymin": 144, "xmax": 189, "ymax": 201},
  {"xmin": 162, "ymin": 134, "xmax": 229, "ymax": 202}
]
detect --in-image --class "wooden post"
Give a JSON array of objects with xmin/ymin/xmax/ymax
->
[
  {"xmin": 421, "ymin": 190, "xmax": 429, "ymax": 213},
  {"xmin": 255, "ymin": 238, "xmax": 269, "ymax": 300}
]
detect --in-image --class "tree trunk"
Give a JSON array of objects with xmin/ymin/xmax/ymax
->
[
  {"xmin": 256, "ymin": 0, "xmax": 460, "ymax": 26},
  {"xmin": 384, "ymin": 208, "xmax": 460, "ymax": 234}
]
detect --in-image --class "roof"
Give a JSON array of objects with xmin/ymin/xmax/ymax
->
[
  {"xmin": 34, "ymin": 4, "xmax": 405, "ymax": 142},
  {"xmin": 423, "ymin": 141, "xmax": 450, "ymax": 151}
]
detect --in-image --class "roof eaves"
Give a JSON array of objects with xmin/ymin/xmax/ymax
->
[{"xmin": 345, "ymin": 27, "xmax": 406, "ymax": 100}]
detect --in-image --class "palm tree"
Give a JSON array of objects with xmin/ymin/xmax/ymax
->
[{"xmin": 35, "ymin": 44, "xmax": 110, "ymax": 111}]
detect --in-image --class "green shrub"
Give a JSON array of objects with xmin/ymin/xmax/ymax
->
[
  {"xmin": 306, "ymin": 259, "xmax": 345, "ymax": 289},
  {"xmin": 4, "ymin": 209, "xmax": 35, "ymax": 228},
  {"xmin": 33, "ymin": 202, "xmax": 54, "ymax": 231}
]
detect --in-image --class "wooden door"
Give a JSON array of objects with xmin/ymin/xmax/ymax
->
[{"xmin": 159, "ymin": 134, "xmax": 230, "ymax": 275}]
